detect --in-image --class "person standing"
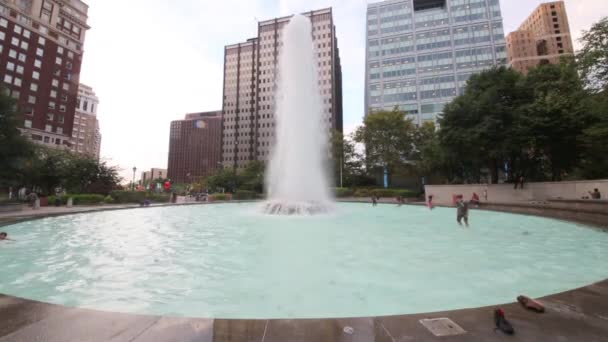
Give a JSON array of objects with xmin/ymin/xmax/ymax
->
[
  {"xmin": 456, "ymin": 199, "xmax": 469, "ymax": 227},
  {"xmin": 427, "ymin": 195, "xmax": 434, "ymax": 210}
]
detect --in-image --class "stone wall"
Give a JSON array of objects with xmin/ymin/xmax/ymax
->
[{"xmin": 425, "ymin": 180, "xmax": 608, "ymax": 205}]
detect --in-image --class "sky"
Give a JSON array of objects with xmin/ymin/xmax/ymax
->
[{"xmin": 80, "ymin": 0, "xmax": 607, "ymax": 182}]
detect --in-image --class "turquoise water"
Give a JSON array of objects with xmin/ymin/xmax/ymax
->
[{"xmin": 1, "ymin": 203, "xmax": 607, "ymax": 319}]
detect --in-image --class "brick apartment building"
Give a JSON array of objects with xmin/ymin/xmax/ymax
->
[
  {"xmin": 167, "ymin": 111, "xmax": 222, "ymax": 184},
  {"xmin": 506, "ymin": 1, "xmax": 573, "ymax": 74},
  {"xmin": 221, "ymin": 8, "xmax": 343, "ymax": 170},
  {"xmin": 0, "ymin": 0, "xmax": 89, "ymax": 148}
]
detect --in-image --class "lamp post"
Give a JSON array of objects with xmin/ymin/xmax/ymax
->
[{"xmin": 132, "ymin": 166, "xmax": 137, "ymax": 191}]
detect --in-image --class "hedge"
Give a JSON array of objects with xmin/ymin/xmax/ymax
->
[
  {"xmin": 48, "ymin": 194, "xmax": 105, "ymax": 205},
  {"xmin": 233, "ymin": 190, "xmax": 258, "ymax": 200},
  {"xmin": 108, "ymin": 191, "xmax": 170, "ymax": 204},
  {"xmin": 333, "ymin": 188, "xmax": 355, "ymax": 198},
  {"xmin": 209, "ymin": 193, "xmax": 229, "ymax": 201},
  {"xmin": 337, "ymin": 188, "xmax": 418, "ymax": 198}
]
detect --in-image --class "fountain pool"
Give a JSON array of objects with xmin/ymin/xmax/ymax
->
[{"xmin": 1, "ymin": 203, "xmax": 607, "ymax": 319}]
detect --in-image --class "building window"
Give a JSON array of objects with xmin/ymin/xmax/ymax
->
[
  {"xmin": 30, "ymin": 83, "xmax": 38, "ymax": 91},
  {"xmin": 18, "ymin": 53, "xmax": 26, "ymax": 62},
  {"xmin": 55, "ymin": 57, "xmax": 62, "ymax": 65},
  {"xmin": 36, "ymin": 48, "xmax": 43, "ymax": 57},
  {"xmin": 13, "ymin": 78, "xmax": 22, "ymax": 87},
  {"xmin": 20, "ymin": 41, "xmax": 28, "ymax": 50},
  {"xmin": 47, "ymin": 113, "xmax": 54, "ymax": 121},
  {"xmin": 33, "ymin": 71, "xmax": 40, "ymax": 80},
  {"xmin": 0, "ymin": 31, "xmax": 4, "ymax": 40},
  {"xmin": 9, "ymin": 49, "xmax": 17, "ymax": 58},
  {"xmin": 24, "ymin": 120, "xmax": 32, "ymax": 128},
  {"xmin": 57, "ymin": 46, "xmax": 64, "ymax": 54},
  {"xmin": 45, "ymin": 125, "xmax": 53, "ymax": 132},
  {"xmin": 11, "ymin": 37, "xmax": 19, "ymax": 46},
  {"xmin": 61, "ymin": 94, "xmax": 68, "ymax": 102},
  {"xmin": 50, "ymin": 90, "xmax": 57, "ymax": 98},
  {"xmin": 59, "ymin": 105, "xmax": 66, "ymax": 112},
  {"xmin": 6, "ymin": 62, "xmax": 15, "ymax": 71},
  {"xmin": 52, "ymin": 79, "xmax": 59, "ymax": 87},
  {"xmin": 62, "ymin": 83, "xmax": 69, "ymax": 91},
  {"xmin": 16, "ymin": 65, "xmax": 24, "ymax": 74},
  {"xmin": 28, "ymin": 95, "xmax": 36, "ymax": 104},
  {"xmin": 14, "ymin": 25, "xmax": 22, "ymax": 35},
  {"xmin": 0, "ymin": 18, "xmax": 8, "ymax": 28},
  {"xmin": 48, "ymin": 101, "xmax": 56, "ymax": 109},
  {"xmin": 34, "ymin": 59, "xmax": 42, "ymax": 68},
  {"xmin": 57, "ymin": 127, "xmax": 63, "ymax": 135},
  {"xmin": 38, "ymin": 37, "xmax": 45, "ymax": 45},
  {"xmin": 3, "ymin": 75, "xmax": 12, "ymax": 84},
  {"xmin": 58, "ymin": 114, "xmax": 64, "ymax": 123}
]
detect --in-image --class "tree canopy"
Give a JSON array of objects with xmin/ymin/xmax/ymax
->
[{"xmin": 578, "ymin": 16, "xmax": 608, "ymax": 92}]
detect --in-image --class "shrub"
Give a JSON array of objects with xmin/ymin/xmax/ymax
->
[
  {"xmin": 333, "ymin": 188, "xmax": 354, "ymax": 198},
  {"xmin": 109, "ymin": 191, "xmax": 170, "ymax": 204},
  {"xmin": 233, "ymin": 190, "xmax": 258, "ymax": 200},
  {"xmin": 353, "ymin": 188, "xmax": 371, "ymax": 197},
  {"xmin": 72, "ymin": 194, "xmax": 105, "ymax": 205},
  {"xmin": 104, "ymin": 195, "xmax": 114, "ymax": 204},
  {"xmin": 209, "ymin": 193, "xmax": 228, "ymax": 201},
  {"xmin": 48, "ymin": 194, "xmax": 105, "ymax": 205}
]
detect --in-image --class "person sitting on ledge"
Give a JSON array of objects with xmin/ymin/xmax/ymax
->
[
  {"xmin": 470, "ymin": 192, "xmax": 480, "ymax": 207},
  {"xmin": 589, "ymin": 188, "xmax": 601, "ymax": 199},
  {"xmin": 0, "ymin": 232, "xmax": 14, "ymax": 241}
]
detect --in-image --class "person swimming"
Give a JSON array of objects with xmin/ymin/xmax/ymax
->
[{"xmin": 0, "ymin": 232, "xmax": 13, "ymax": 241}]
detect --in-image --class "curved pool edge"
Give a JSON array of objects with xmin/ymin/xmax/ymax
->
[
  {"xmin": 1, "ymin": 201, "xmax": 607, "ymax": 341},
  {"xmin": 1, "ymin": 279, "xmax": 607, "ymax": 341}
]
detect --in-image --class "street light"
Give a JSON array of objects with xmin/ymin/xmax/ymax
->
[{"xmin": 132, "ymin": 166, "xmax": 137, "ymax": 191}]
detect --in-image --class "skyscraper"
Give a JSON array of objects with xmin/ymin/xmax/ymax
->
[
  {"xmin": 221, "ymin": 8, "xmax": 343, "ymax": 170},
  {"xmin": 72, "ymin": 83, "xmax": 101, "ymax": 159},
  {"xmin": 506, "ymin": 1, "xmax": 573, "ymax": 74},
  {"xmin": 364, "ymin": 0, "xmax": 507, "ymax": 124},
  {"xmin": 167, "ymin": 111, "xmax": 222, "ymax": 184},
  {"xmin": 0, "ymin": 0, "xmax": 89, "ymax": 148}
]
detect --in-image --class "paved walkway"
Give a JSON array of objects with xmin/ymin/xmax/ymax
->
[{"xmin": 0, "ymin": 281, "xmax": 607, "ymax": 341}]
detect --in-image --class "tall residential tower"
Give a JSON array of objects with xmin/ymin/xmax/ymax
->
[
  {"xmin": 221, "ymin": 8, "xmax": 343, "ymax": 170},
  {"xmin": 0, "ymin": 0, "xmax": 89, "ymax": 148},
  {"xmin": 72, "ymin": 83, "xmax": 100, "ymax": 159},
  {"xmin": 364, "ymin": 0, "xmax": 507, "ymax": 124},
  {"xmin": 506, "ymin": 1, "xmax": 573, "ymax": 74}
]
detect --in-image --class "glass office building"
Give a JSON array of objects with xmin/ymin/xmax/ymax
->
[{"xmin": 365, "ymin": 0, "xmax": 507, "ymax": 124}]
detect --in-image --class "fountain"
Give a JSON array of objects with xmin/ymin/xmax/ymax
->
[{"xmin": 264, "ymin": 15, "xmax": 333, "ymax": 215}]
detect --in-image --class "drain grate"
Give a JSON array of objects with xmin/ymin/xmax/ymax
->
[{"xmin": 419, "ymin": 318, "xmax": 466, "ymax": 337}]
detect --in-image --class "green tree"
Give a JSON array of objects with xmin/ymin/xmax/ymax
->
[
  {"xmin": 439, "ymin": 67, "xmax": 529, "ymax": 183},
  {"xmin": 353, "ymin": 109, "xmax": 416, "ymax": 186},
  {"xmin": 410, "ymin": 122, "xmax": 454, "ymax": 182},
  {"xmin": 205, "ymin": 167, "xmax": 240, "ymax": 193},
  {"xmin": 578, "ymin": 92, "xmax": 608, "ymax": 178},
  {"xmin": 522, "ymin": 61, "xmax": 590, "ymax": 181},
  {"xmin": 578, "ymin": 17, "xmax": 608, "ymax": 92},
  {"xmin": 0, "ymin": 87, "xmax": 35, "ymax": 188},
  {"xmin": 239, "ymin": 161, "xmax": 265, "ymax": 193},
  {"xmin": 331, "ymin": 130, "xmax": 368, "ymax": 187},
  {"xmin": 24, "ymin": 148, "xmax": 121, "ymax": 195}
]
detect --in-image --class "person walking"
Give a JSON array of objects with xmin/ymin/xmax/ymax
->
[{"xmin": 456, "ymin": 199, "xmax": 469, "ymax": 227}]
